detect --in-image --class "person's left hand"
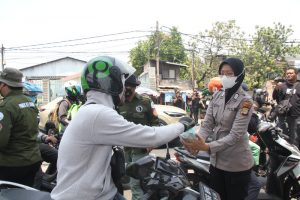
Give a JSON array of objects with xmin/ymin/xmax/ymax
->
[{"xmin": 181, "ymin": 134, "xmax": 209, "ymax": 155}]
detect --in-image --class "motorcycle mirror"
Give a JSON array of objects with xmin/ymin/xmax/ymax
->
[{"xmin": 126, "ymin": 155, "xmax": 155, "ymax": 179}]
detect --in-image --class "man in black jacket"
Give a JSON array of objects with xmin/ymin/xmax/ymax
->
[{"xmin": 273, "ymin": 67, "xmax": 300, "ymax": 147}]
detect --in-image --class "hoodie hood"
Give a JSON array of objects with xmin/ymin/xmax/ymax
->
[
  {"xmin": 219, "ymin": 58, "xmax": 245, "ymax": 103},
  {"xmin": 85, "ymin": 90, "xmax": 115, "ymax": 109}
]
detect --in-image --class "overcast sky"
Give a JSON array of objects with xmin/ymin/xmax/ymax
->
[{"xmin": 1, "ymin": 0, "xmax": 299, "ymax": 69}]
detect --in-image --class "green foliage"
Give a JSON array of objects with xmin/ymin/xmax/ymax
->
[
  {"xmin": 129, "ymin": 27, "xmax": 187, "ymax": 76},
  {"xmin": 240, "ymin": 22, "xmax": 300, "ymax": 88},
  {"xmin": 129, "ymin": 21, "xmax": 300, "ymax": 90},
  {"xmin": 190, "ymin": 20, "xmax": 246, "ymax": 88}
]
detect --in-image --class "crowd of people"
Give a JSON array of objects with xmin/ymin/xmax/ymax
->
[{"xmin": 1, "ymin": 55, "xmax": 300, "ymax": 200}]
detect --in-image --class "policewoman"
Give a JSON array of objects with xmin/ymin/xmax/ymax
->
[
  {"xmin": 118, "ymin": 74, "xmax": 159, "ymax": 200},
  {"xmin": 182, "ymin": 58, "xmax": 254, "ymax": 200},
  {"xmin": 0, "ymin": 68, "xmax": 41, "ymax": 186}
]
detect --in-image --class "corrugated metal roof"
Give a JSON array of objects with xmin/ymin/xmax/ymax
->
[{"xmin": 20, "ymin": 57, "xmax": 86, "ymax": 70}]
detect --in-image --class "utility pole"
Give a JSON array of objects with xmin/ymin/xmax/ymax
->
[
  {"xmin": 1, "ymin": 44, "xmax": 4, "ymax": 70},
  {"xmin": 191, "ymin": 42, "xmax": 196, "ymax": 90},
  {"xmin": 191, "ymin": 49, "xmax": 195, "ymax": 90},
  {"xmin": 156, "ymin": 21, "xmax": 160, "ymax": 90}
]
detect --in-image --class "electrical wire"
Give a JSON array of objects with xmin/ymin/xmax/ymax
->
[
  {"xmin": 7, "ymin": 30, "xmax": 153, "ymax": 50},
  {"xmin": 7, "ymin": 35, "xmax": 151, "ymax": 51}
]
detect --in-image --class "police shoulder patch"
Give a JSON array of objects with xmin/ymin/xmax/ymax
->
[{"xmin": 240, "ymin": 100, "xmax": 253, "ymax": 116}]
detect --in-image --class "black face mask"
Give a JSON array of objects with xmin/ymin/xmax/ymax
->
[{"xmin": 125, "ymin": 88, "xmax": 133, "ymax": 98}]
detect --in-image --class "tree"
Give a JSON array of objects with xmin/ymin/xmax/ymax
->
[
  {"xmin": 190, "ymin": 20, "xmax": 246, "ymax": 88},
  {"xmin": 240, "ymin": 23, "xmax": 300, "ymax": 88},
  {"xmin": 129, "ymin": 27, "xmax": 187, "ymax": 76}
]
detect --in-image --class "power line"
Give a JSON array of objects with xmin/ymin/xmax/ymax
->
[
  {"xmin": 6, "ymin": 35, "xmax": 151, "ymax": 51},
  {"xmin": 5, "ymin": 51, "xmax": 130, "ymax": 60},
  {"xmin": 161, "ymin": 25, "xmax": 300, "ymax": 44},
  {"xmin": 7, "ymin": 30, "xmax": 152, "ymax": 50}
]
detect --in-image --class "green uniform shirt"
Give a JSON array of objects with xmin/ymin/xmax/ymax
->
[
  {"xmin": 0, "ymin": 90, "xmax": 41, "ymax": 166},
  {"xmin": 119, "ymin": 94, "xmax": 159, "ymax": 126}
]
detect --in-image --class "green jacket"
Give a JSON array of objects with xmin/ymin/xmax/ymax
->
[
  {"xmin": 119, "ymin": 94, "xmax": 159, "ymax": 126},
  {"xmin": 0, "ymin": 90, "xmax": 41, "ymax": 166}
]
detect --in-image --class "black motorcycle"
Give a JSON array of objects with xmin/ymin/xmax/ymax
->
[
  {"xmin": 126, "ymin": 154, "xmax": 220, "ymax": 200},
  {"xmin": 257, "ymin": 121, "xmax": 300, "ymax": 200},
  {"xmin": 174, "ymin": 121, "xmax": 300, "ymax": 200}
]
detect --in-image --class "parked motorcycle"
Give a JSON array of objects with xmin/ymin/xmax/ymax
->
[
  {"xmin": 126, "ymin": 153, "xmax": 220, "ymax": 200},
  {"xmin": 174, "ymin": 121, "xmax": 300, "ymax": 200},
  {"xmin": 257, "ymin": 121, "xmax": 300, "ymax": 200}
]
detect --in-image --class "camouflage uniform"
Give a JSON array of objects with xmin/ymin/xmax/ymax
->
[{"xmin": 119, "ymin": 93, "xmax": 159, "ymax": 200}]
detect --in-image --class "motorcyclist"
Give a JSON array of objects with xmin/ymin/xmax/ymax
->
[
  {"xmin": 57, "ymin": 80, "xmax": 82, "ymax": 133},
  {"xmin": 23, "ymin": 81, "xmax": 58, "ymax": 189},
  {"xmin": 50, "ymin": 56, "xmax": 195, "ymax": 200},
  {"xmin": 23, "ymin": 81, "xmax": 58, "ymax": 146}
]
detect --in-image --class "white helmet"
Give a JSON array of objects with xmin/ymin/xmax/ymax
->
[{"xmin": 64, "ymin": 80, "xmax": 81, "ymax": 99}]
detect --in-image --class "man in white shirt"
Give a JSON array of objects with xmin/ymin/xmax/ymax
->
[{"xmin": 51, "ymin": 56, "xmax": 194, "ymax": 200}]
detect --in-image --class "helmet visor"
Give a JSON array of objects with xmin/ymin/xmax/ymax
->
[{"xmin": 113, "ymin": 58, "xmax": 136, "ymax": 80}]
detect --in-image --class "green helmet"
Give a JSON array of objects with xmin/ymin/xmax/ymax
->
[{"xmin": 81, "ymin": 56, "xmax": 136, "ymax": 96}]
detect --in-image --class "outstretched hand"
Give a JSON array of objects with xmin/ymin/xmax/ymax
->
[{"xmin": 181, "ymin": 134, "xmax": 209, "ymax": 155}]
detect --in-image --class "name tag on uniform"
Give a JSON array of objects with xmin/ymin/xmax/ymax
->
[
  {"xmin": 213, "ymin": 104, "xmax": 219, "ymax": 107},
  {"xmin": 18, "ymin": 102, "xmax": 35, "ymax": 109},
  {"xmin": 227, "ymin": 107, "xmax": 238, "ymax": 111}
]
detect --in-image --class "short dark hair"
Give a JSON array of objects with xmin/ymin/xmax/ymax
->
[{"xmin": 285, "ymin": 66, "xmax": 298, "ymax": 74}]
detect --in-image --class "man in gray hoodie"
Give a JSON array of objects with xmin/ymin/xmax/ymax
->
[{"xmin": 51, "ymin": 56, "xmax": 194, "ymax": 200}]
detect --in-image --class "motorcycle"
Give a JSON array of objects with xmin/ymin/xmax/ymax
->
[
  {"xmin": 0, "ymin": 180, "xmax": 52, "ymax": 200},
  {"xmin": 174, "ymin": 121, "xmax": 300, "ymax": 200},
  {"xmin": 174, "ymin": 147, "xmax": 210, "ymax": 189},
  {"xmin": 126, "ymin": 153, "xmax": 220, "ymax": 200},
  {"xmin": 257, "ymin": 121, "xmax": 300, "ymax": 200}
]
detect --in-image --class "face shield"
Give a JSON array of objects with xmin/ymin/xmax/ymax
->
[
  {"xmin": 113, "ymin": 57, "xmax": 136, "ymax": 80},
  {"xmin": 112, "ymin": 57, "xmax": 136, "ymax": 106}
]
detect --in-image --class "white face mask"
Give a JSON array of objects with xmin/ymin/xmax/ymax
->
[
  {"xmin": 220, "ymin": 69, "xmax": 245, "ymax": 89},
  {"xmin": 220, "ymin": 75, "xmax": 237, "ymax": 89}
]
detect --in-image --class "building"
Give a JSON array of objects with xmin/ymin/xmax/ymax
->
[
  {"xmin": 138, "ymin": 59, "xmax": 193, "ymax": 105},
  {"xmin": 20, "ymin": 57, "xmax": 86, "ymax": 105},
  {"xmin": 139, "ymin": 59, "xmax": 192, "ymax": 91}
]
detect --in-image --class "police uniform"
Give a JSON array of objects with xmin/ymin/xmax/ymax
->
[
  {"xmin": 119, "ymin": 93, "xmax": 159, "ymax": 200},
  {"xmin": 200, "ymin": 87, "xmax": 254, "ymax": 200},
  {"xmin": 0, "ymin": 68, "xmax": 41, "ymax": 187}
]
